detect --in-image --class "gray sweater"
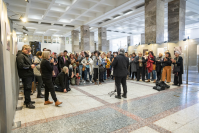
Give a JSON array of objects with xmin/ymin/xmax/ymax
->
[
  {"xmin": 92, "ymin": 56, "xmax": 102, "ymax": 68},
  {"xmin": 33, "ymin": 56, "xmax": 41, "ymax": 76}
]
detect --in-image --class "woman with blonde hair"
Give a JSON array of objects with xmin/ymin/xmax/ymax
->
[
  {"xmin": 55, "ymin": 66, "xmax": 74, "ymax": 92},
  {"xmin": 40, "ymin": 51, "xmax": 62, "ymax": 106}
]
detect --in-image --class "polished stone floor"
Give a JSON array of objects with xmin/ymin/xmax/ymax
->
[{"xmin": 12, "ymin": 80, "xmax": 199, "ymax": 133}]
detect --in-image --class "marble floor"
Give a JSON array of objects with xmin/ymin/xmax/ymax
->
[{"xmin": 12, "ymin": 80, "xmax": 199, "ymax": 133}]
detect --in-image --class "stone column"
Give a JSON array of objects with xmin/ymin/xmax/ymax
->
[
  {"xmin": 71, "ymin": 30, "xmax": 79, "ymax": 52},
  {"xmin": 127, "ymin": 36, "xmax": 133, "ymax": 49},
  {"xmin": 168, "ymin": 0, "xmax": 186, "ymax": 42},
  {"xmin": 60, "ymin": 37, "xmax": 65, "ymax": 52},
  {"xmin": 145, "ymin": 0, "xmax": 164, "ymax": 44},
  {"xmin": 141, "ymin": 33, "xmax": 145, "ymax": 44},
  {"xmin": 81, "ymin": 25, "xmax": 90, "ymax": 51},
  {"xmin": 106, "ymin": 40, "xmax": 110, "ymax": 53},
  {"xmin": 90, "ymin": 32, "xmax": 95, "ymax": 52},
  {"xmin": 98, "ymin": 27, "xmax": 107, "ymax": 51}
]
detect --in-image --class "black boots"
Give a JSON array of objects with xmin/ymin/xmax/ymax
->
[
  {"xmin": 37, "ymin": 95, "xmax": 44, "ymax": 98},
  {"xmin": 26, "ymin": 103, "xmax": 35, "ymax": 109},
  {"xmin": 115, "ymin": 95, "xmax": 121, "ymax": 99},
  {"xmin": 24, "ymin": 101, "xmax": 35, "ymax": 105},
  {"xmin": 122, "ymin": 94, "xmax": 127, "ymax": 98}
]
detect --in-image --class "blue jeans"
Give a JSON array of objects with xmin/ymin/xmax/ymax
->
[
  {"xmin": 104, "ymin": 70, "xmax": 107, "ymax": 80},
  {"xmin": 84, "ymin": 67, "xmax": 92, "ymax": 81},
  {"xmin": 148, "ymin": 70, "xmax": 156, "ymax": 80},
  {"xmin": 79, "ymin": 65, "xmax": 83, "ymax": 80}
]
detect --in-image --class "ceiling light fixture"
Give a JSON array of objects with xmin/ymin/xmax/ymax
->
[
  {"xmin": 19, "ymin": 15, "xmax": 27, "ymax": 22},
  {"xmin": 25, "ymin": 0, "xmax": 29, "ymax": 3}
]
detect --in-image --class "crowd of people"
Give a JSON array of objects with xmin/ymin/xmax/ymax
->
[{"xmin": 16, "ymin": 44, "xmax": 183, "ymax": 109}]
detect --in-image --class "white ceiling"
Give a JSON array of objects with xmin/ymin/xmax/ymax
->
[{"xmin": 4, "ymin": 0, "xmax": 199, "ymax": 41}]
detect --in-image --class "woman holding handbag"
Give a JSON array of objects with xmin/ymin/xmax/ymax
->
[{"xmin": 171, "ymin": 51, "xmax": 183, "ymax": 86}]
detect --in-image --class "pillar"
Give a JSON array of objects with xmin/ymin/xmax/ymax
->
[
  {"xmin": 60, "ymin": 37, "xmax": 65, "ymax": 52},
  {"xmin": 168, "ymin": 0, "xmax": 186, "ymax": 42},
  {"xmin": 106, "ymin": 40, "xmax": 109, "ymax": 53},
  {"xmin": 98, "ymin": 27, "xmax": 107, "ymax": 51},
  {"xmin": 71, "ymin": 30, "xmax": 79, "ymax": 52},
  {"xmin": 145, "ymin": 0, "xmax": 164, "ymax": 44},
  {"xmin": 81, "ymin": 25, "xmax": 90, "ymax": 51},
  {"xmin": 141, "ymin": 33, "xmax": 145, "ymax": 44},
  {"xmin": 90, "ymin": 32, "xmax": 95, "ymax": 52},
  {"xmin": 127, "ymin": 36, "xmax": 133, "ymax": 49}
]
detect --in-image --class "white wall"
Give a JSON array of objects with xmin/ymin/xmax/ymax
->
[
  {"xmin": 65, "ymin": 43, "xmax": 72, "ymax": 53},
  {"xmin": 187, "ymin": 28, "xmax": 199, "ymax": 39}
]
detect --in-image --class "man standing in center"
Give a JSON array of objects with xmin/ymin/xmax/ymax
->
[{"xmin": 111, "ymin": 49, "xmax": 129, "ymax": 99}]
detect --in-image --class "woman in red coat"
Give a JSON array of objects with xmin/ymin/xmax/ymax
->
[{"xmin": 146, "ymin": 51, "xmax": 155, "ymax": 82}]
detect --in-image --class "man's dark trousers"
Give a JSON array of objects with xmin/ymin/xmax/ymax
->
[
  {"xmin": 22, "ymin": 77, "xmax": 32, "ymax": 104},
  {"xmin": 115, "ymin": 76, "xmax": 127, "ymax": 96}
]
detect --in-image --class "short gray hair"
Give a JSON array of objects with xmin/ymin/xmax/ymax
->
[{"xmin": 118, "ymin": 48, "xmax": 125, "ymax": 55}]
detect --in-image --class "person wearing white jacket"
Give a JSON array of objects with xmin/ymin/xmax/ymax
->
[{"xmin": 81, "ymin": 54, "xmax": 93, "ymax": 83}]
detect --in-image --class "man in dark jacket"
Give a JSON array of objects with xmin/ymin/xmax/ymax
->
[
  {"xmin": 111, "ymin": 49, "xmax": 129, "ymax": 99},
  {"xmin": 16, "ymin": 45, "xmax": 36, "ymax": 109},
  {"xmin": 58, "ymin": 50, "xmax": 71, "ymax": 70},
  {"xmin": 135, "ymin": 52, "xmax": 146, "ymax": 81}
]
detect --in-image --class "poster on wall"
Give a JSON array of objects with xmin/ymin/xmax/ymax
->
[
  {"xmin": 174, "ymin": 46, "xmax": 182, "ymax": 55},
  {"xmin": 12, "ymin": 34, "xmax": 14, "ymax": 55},
  {"xmin": 143, "ymin": 49, "xmax": 148, "ymax": 56},
  {"xmin": 6, "ymin": 22, "xmax": 10, "ymax": 51},
  {"xmin": 157, "ymin": 48, "xmax": 164, "ymax": 56}
]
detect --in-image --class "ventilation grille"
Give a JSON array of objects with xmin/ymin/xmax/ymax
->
[
  {"xmin": 54, "ymin": 23, "xmax": 63, "ymax": 26},
  {"xmin": 28, "ymin": 21, "xmax": 38, "ymax": 24},
  {"xmin": 65, "ymin": 25, "xmax": 74, "ymax": 27},
  {"xmin": 135, "ymin": 3, "xmax": 145, "ymax": 9},
  {"xmin": 41, "ymin": 22, "xmax": 51, "ymax": 25},
  {"xmin": 123, "ymin": 9, "xmax": 132, "ymax": 14}
]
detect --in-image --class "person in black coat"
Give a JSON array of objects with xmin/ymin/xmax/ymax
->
[
  {"xmin": 58, "ymin": 50, "xmax": 71, "ymax": 71},
  {"xmin": 156, "ymin": 53, "xmax": 163, "ymax": 81},
  {"xmin": 135, "ymin": 52, "xmax": 146, "ymax": 81},
  {"xmin": 55, "ymin": 66, "xmax": 74, "ymax": 92},
  {"xmin": 40, "ymin": 51, "xmax": 62, "ymax": 106},
  {"xmin": 111, "ymin": 49, "xmax": 129, "ymax": 99},
  {"xmin": 16, "ymin": 45, "xmax": 36, "ymax": 109},
  {"xmin": 171, "ymin": 51, "xmax": 183, "ymax": 86}
]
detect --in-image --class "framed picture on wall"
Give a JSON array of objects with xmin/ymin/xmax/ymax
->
[
  {"xmin": 143, "ymin": 49, "xmax": 148, "ymax": 56},
  {"xmin": 174, "ymin": 46, "xmax": 182, "ymax": 55},
  {"xmin": 6, "ymin": 22, "xmax": 10, "ymax": 51}
]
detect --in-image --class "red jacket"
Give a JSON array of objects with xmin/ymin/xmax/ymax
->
[{"xmin": 146, "ymin": 55, "xmax": 154, "ymax": 73}]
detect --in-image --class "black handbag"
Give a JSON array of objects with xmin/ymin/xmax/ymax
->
[
  {"xmin": 174, "ymin": 66, "xmax": 180, "ymax": 73},
  {"xmin": 99, "ymin": 66, "xmax": 105, "ymax": 73}
]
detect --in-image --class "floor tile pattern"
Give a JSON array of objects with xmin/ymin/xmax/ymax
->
[{"xmin": 12, "ymin": 80, "xmax": 199, "ymax": 133}]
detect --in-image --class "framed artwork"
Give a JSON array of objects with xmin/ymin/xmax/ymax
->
[
  {"xmin": 6, "ymin": 22, "xmax": 10, "ymax": 51},
  {"xmin": 157, "ymin": 48, "xmax": 164, "ymax": 56},
  {"xmin": 174, "ymin": 46, "xmax": 182, "ymax": 55},
  {"xmin": 143, "ymin": 49, "xmax": 148, "ymax": 56}
]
